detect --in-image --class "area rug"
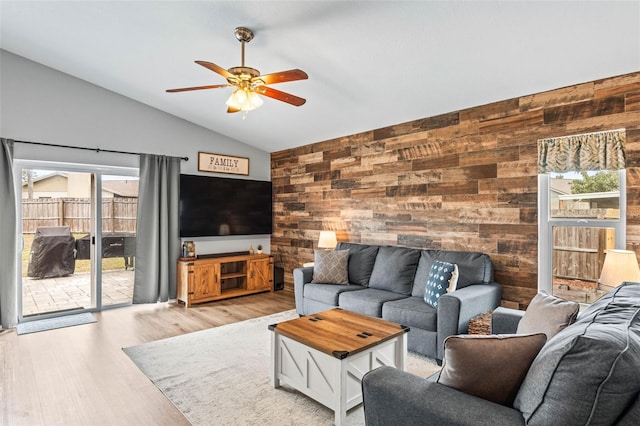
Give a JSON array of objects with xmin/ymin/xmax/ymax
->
[
  {"xmin": 16, "ymin": 312, "xmax": 96, "ymax": 335},
  {"xmin": 123, "ymin": 309, "xmax": 441, "ymax": 425}
]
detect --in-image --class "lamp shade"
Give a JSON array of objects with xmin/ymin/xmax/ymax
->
[
  {"xmin": 226, "ymin": 88, "xmax": 263, "ymax": 111},
  {"xmin": 599, "ymin": 249, "xmax": 640, "ymax": 287},
  {"xmin": 317, "ymin": 231, "xmax": 337, "ymax": 250}
]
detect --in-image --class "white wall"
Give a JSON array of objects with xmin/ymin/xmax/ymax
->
[{"xmin": 1, "ymin": 50, "xmax": 271, "ymax": 254}]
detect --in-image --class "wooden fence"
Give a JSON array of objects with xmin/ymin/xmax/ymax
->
[
  {"xmin": 22, "ymin": 198, "xmax": 137, "ymax": 234},
  {"xmin": 552, "ymin": 227, "xmax": 614, "ymax": 283},
  {"xmin": 551, "ymin": 208, "xmax": 619, "ymax": 284}
]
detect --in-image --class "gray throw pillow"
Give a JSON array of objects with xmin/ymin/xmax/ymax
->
[
  {"xmin": 337, "ymin": 244, "xmax": 379, "ymax": 286},
  {"xmin": 438, "ymin": 333, "xmax": 547, "ymax": 406},
  {"xmin": 516, "ymin": 291, "xmax": 579, "ymax": 340},
  {"xmin": 311, "ymin": 250, "xmax": 349, "ymax": 284},
  {"xmin": 368, "ymin": 246, "xmax": 420, "ymax": 295}
]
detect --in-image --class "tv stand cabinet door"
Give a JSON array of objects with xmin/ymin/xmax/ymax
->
[
  {"xmin": 192, "ymin": 261, "xmax": 221, "ymax": 300},
  {"xmin": 248, "ymin": 256, "xmax": 274, "ymax": 291}
]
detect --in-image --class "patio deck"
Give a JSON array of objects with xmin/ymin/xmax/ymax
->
[{"xmin": 22, "ymin": 270, "xmax": 134, "ymax": 317}]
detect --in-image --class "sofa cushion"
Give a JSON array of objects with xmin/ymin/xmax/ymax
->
[
  {"xmin": 336, "ymin": 242, "xmax": 379, "ymax": 286},
  {"xmin": 514, "ymin": 282, "xmax": 640, "ymax": 425},
  {"xmin": 382, "ymin": 296, "xmax": 437, "ymax": 331},
  {"xmin": 424, "ymin": 261, "xmax": 458, "ymax": 308},
  {"xmin": 420, "ymin": 250, "xmax": 493, "ymax": 289},
  {"xmin": 516, "ymin": 291, "xmax": 579, "ymax": 340},
  {"xmin": 412, "ymin": 251, "xmax": 436, "ymax": 297},
  {"xmin": 339, "ymin": 288, "xmax": 408, "ymax": 317},
  {"xmin": 368, "ymin": 246, "xmax": 420, "ymax": 295},
  {"xmin": 438, "ymin": 333, "xmax": 547, "ymax": 406},
  {"xmin": 311, "ymin": 249, "xmax": 349, "ymax": 284},
  {"xmin": 303, "ymin": 283, "xmax": 366, "ymax": 306}
]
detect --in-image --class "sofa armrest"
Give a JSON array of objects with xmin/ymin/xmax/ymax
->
[
  {"xmin": 491, "ymin": 306, "xmax": 525, "ymax": 334},
  {"xmin": 437, "ymin": 282, "xmax": 502, "ymax": 360},
  {"xmin": 362, "ymin": 366, "xmax": 525, "ymax": 426},
  {"xmin": 293, "ymin": 266, "xmax": 314, "ymax": 315}
]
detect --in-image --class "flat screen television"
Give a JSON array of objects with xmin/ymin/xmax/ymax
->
[{"xmin": 179, "ymin": 174, "xmax": 273, "ymax": 237}]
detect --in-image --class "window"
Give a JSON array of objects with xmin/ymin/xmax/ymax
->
[{"xmin": 538, "ymin": 130, "xmax": 626, "ymax": 304}]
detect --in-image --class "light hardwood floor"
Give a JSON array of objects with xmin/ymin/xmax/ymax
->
[{"xmin": 1, "ymin": 291, "xmax": 296, "ymax": 426}]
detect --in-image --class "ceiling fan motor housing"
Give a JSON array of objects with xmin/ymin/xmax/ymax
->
[{"xmin": 234, "ymin": 27, "xmax": 254, "ymax": 43}]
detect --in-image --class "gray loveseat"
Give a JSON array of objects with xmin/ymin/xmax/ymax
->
[
  {"xmin": 362, "ymin": 282, "xmax": 640, "ymax": 425},
  {"xmin": 293, "ymin": 242, "xmax": 502, "ymax": 361}
]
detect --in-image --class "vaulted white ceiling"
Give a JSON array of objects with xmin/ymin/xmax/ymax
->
[{"xmin": 2, "ymin": 1, "xmax": 639, "ymax": 153}]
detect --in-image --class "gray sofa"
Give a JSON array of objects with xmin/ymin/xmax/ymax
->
[
  {"xmin": 362, "ymin": 282, "xmax": 640, "ymax": 425},
  {"xmin": 293, "ymin": 242, "xmax": 502, "ymax": 361}
]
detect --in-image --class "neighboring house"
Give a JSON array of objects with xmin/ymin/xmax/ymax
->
[
  {"xmin": 549, "ymin": 178, "xmax": 573, "ymax": 210},
  {"xmin": 22, "ymin": 172, "xmax": 138, "ymax": 199}
]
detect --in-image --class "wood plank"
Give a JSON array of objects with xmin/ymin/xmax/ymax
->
[
  {"xmin": 478, "ymin": 110, "xmax": 544, "ymax": 134},
  {"xmin": 428, "ymin": 181, "xmax": 478, "ymax": 196},
  {"xmin": 412, "ymin": 154, "xmax": 460, "ymax": 171},
  {"xmin": 519, "ymin": 82, "xmax": 594, "ymax": 112},
  {"xmin": 385, "ymin": 184, "xmax": 428, "ymax": 197},
  {"xmin": 543, "ymin": 96, "xmax": 625, "ymax": 124},
  {"xmin": 479, "ymin": 224, "xmax": 537, "ymax": 239},
  {"xmin": 373, "ymin": 111, "xmax": 460, "ymax": 140},
  {"xmin": 626, "ymin": 91, "xmax": 640, "ymax": 112},
  {"xmin": 441, "ymin": 164, "xmax": 498, "ymax": 181},
  {"xmin": 460, "ymin": 97, "xmax": 520, "ymax": 121}
]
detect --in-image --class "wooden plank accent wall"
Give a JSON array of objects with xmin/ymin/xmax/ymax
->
[{"xmin": 271, "ymin": 71, "xmax": 640, "ymax": 308}]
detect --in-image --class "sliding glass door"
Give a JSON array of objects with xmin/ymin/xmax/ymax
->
[
  {"xmin": 16, "ymin": 162, "xmax": 138, "ymax": 320},
  {"xmin": 100, "ymin": 173, "xmax": 138, "ymax": 307}
]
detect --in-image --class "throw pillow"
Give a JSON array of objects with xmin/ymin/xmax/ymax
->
[
  {"xmin": 437, "ymin": 333, "xmax": 547, "ymax": 406},
  {"xmin": 516, "ymin": 290, "xmax": 579, "ymax": 340},
  {"xmin": 337, "ymin": 244, "xmax": 379, "ymax": 286},
  {"xmin": 310, "ymin": 250, "xmax": 349, "ymax": 284},
  {"xmin": 368, "ymin": 246, "xmax": 420, "ymax": 295},
  {"xmin": 424, "ymin": 261, "xmax": 458, "ymax": 308}
]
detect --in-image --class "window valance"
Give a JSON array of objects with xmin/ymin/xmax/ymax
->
[{"xmin": 537, "ymin": 129, "xmax": 626, "ymax": 174}]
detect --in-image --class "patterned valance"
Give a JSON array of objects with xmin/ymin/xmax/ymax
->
[{"xmin": 538, "ymin": 129, "xmax": 626, "ymax": 174}]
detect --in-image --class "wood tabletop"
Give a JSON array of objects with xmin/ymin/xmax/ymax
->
[{"xmin": 270, "ymin": 308, "xmax": 409, "ymax": 359}]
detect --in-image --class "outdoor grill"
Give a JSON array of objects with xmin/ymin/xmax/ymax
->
[
  {"xmin": 75, "ymin": 233, "xmax": 136, "ymax": 270},
  {"xmin": 27, "ymin": 226, "xmax": 76, "ymax": 279}
]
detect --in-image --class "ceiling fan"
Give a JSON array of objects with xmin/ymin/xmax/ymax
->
[{"xmin": 166, "ymin": 27, "xmax": 308, "ymax": 116}]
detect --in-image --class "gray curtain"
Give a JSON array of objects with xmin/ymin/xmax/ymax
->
[
  {"xmin": 133, "ymin": 154, "xmax": 181, "ymax": 303},
  {"xmin": 0, "ymin": 139, "xmax": 18, "ymax": 328}
]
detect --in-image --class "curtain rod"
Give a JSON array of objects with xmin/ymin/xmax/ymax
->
[{"xmin": 13, "ymin": 139, "xmax": 189, "ymax": 161}]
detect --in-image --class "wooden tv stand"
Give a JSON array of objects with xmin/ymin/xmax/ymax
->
[{"xmin": 176, "ymin": 253, "xmax": 274, "ymax": 307}]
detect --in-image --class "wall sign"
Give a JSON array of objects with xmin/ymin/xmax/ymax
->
[{"xmin": 198, "ymin": 152, "xmax": 250, "ymax": 175}]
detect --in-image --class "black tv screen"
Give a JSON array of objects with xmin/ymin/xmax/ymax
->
[{"xmin": 179, "ymin": 174, "xmax": 273, "ymax": 237}]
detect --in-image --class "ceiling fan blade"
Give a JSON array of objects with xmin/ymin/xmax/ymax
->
[
  {"xmin": 227, "ymin": 106, "xmax": 241, "ymax": 113},
  {"xmin": 196, "ymin": 60, "xmax": 234, "ymax": 80},
  {"xmin": 258, "ymin": 69, "xmax": 308, "ymax": 85},
  {"xmin": 166, "ymin": 84, "xmax": 230, "ymax": 93},
  {"xmin": 257, "ymin": 86, "xmax": 306, "ymax": 107}
]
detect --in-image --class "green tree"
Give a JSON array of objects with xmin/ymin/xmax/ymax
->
[{"xmin": 571, "ymin": 171, "xmax": 619, "ymax": 194}]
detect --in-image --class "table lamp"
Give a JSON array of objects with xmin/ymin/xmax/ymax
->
[
  {"xmin": 317, "ymin": 231, "xmax": 337, "ymax": 250},
  {"xmin": 599, "ymin": 249, "xmax": 640, "ymax": 288}
]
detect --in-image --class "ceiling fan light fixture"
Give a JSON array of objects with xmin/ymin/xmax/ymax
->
[{"xmin": 226, "ymin": 88, "xmax": 263, "ymax": 112}]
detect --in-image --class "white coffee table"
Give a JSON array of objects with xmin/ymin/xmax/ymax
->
[{"xmin": 269, "ymin": 308, "xmax": 408, "ymax": 426}]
